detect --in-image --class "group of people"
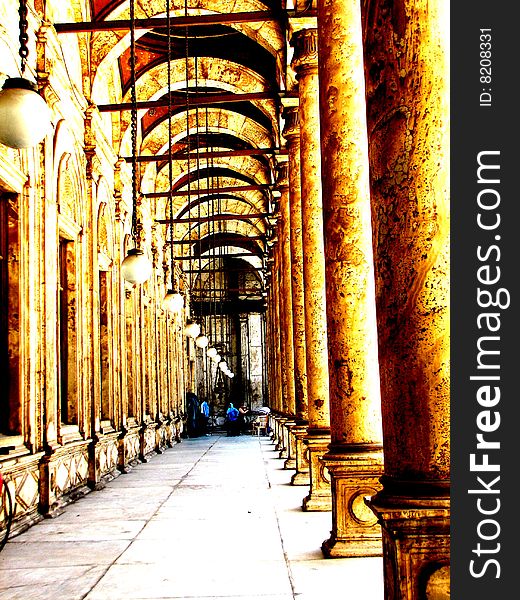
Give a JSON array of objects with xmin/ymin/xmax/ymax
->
[
  {"xmin": 185, "ymin": 392, "xmax": 271, "ymax": 438},
  {"xmin": 225, "ymin": 403, "xmax": 271, "ymax": 436},
  {"xmin": 225, "ymin": 403, "xmax": 248, "ymax": 436}
]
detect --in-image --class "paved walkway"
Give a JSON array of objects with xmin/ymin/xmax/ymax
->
[{"xmin": 0, "ymin": 434, "xmax": 384, "ymax": 599}]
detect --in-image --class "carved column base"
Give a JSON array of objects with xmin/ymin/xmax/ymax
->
[
  {"xmin": 290, "ymin": 425, "xmax": 310, "ymax": 484},
  {"xmin": 366, "ymin": 482, "xmax": 450, "ymax": 600},
  {"xmin": 302, "ymin": 431, "xmax": 332, "ymax": 512},
  {"xmin": 284, "ymin": 422, "xmax": 299, "ymax": 469},
  {"xmin": 275, "ymin": 417, "xmax": 288, "ymax": 451},
  {"xmin": 140, "ymin": 420, "xmax": 158, "ymax": 462},
  {"xmin": 280, "ymin": 419, "xmax": 296, "ymax": 460},
  {"xmin": 321, "ymin": 447, "xmax": 383, "ymax": 557}
]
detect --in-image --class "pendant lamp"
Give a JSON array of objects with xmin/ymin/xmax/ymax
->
[{"xmin": 0, "ymin": 1, "xmax": 51, "ymax": 148}]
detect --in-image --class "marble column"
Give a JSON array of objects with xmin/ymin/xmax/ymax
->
[
  {"xmin": 276, "ymin": 162, "xmax": 297, "ymax": 468},
  {"xmin": 291, "ymin": 28, "xmax": 331, "ymax": 512},
  {"xmin": 316, "ymin": 0, "xmax": 384, "ymax": 558},
  {"xmin": 363, "ymin": 0, "xmax": 450, "ymax": 597},
  {"xmin": 283, "ymin": 105, "xmax": 310, "ymax": 485},
  {"xmin": 270, "ymin": 239, "xmax": 284, "ymax": 417}
]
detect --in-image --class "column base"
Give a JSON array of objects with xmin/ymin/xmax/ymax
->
[
  {"xmin": 284, "ymin": 457, "xmax": 297, "ymax": 469},
  {"xmin": 320, "ymin": 447, "xmax": 383, "ymax": 558},
  {"xmin": 366, "ymin": 481, "xmax": 450, "ymax": 600},
  {"xmin": 303, "ymin": 491, "xmax": 332, "ymax": 512},
  {"xmin": 301, "ymin": 431, "xmax": 331, "ymax": 512},
  {"xmin": 291, "ymin": 469, "xmax": 310, "ymax": 486},
  {"xmin": 290, "ymin": 425, "xmax": 310, "ymax": 485},
  {"xmin": 280, "ymin": 420, "xmax": 296, "ymax": 461},
  {"xmin": 274, "ymin": 417, "xmax": 288, "ymax": 451}
]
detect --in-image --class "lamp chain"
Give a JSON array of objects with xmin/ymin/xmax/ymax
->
[
  {"xmin": 129, "ymin": 0, "xmax": 138, "ymax": 242},
  {"xmin": 18, "ymin": 0, "xmax": 29, "ymax": 75},
  {"xmin": 167, "ymin": 0, "xmax": 175, "ymax": 290}
]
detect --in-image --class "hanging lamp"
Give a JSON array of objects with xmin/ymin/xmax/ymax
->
[
  {"xmin": 184, "ymin": 321, "xmax": 201, "ymax": 339},
  {"xmin": 121, "ymin": 0, "xmax": 152, "ymax": 284},
  {"xmin": 195, "ymin": 334, "xmax": 209, "ymax": 348},
  {"xmin": 162, "ymin": 289, "xmax": 184, "ymax": 313},
  {"xmin": 0, "ymin": 0, "xmax": 51, "ymax": 148},
  {"xmin": 161, "ymin": 0, "xmax": 184, "ymax": 311}
]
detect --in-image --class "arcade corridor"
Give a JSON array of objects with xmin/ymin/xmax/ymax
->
[
  {"xmin": 0, "ymin": 434, "xmax": 383, "ymax": 599},
  {"xmin": 0, "ymin": 0, "xmax": 450, "ymax": 596}
]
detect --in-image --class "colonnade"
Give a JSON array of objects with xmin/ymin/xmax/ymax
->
[{"xmin": 265, "ymin": 1, "xmax": 450, "ymax": 598}]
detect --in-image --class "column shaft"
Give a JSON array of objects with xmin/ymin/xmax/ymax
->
[
  {"xmin": 283, "ymin": 106, "xmax": 310, "ymax": 484},
  {"xmin": 291, "ymin": 28, "xmax": 331, "ymax": 512},
  {"xmin": 363, "ymin": 0, "xmax": 450, "ymax": 597},
  {"xmin": 317, "ymin": 0, "xmax": 384, "ymax": 557},
  {"xmin": 277, "ymin": 164, "xmax": 296, "ymax": 418}
]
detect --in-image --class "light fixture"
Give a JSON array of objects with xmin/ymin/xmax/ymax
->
[
  {"xmin": 218, "ymin": 360, "xmax": 228, "ymax": 371},
  {"xmin": 121, "ymin": 0, "xmax": 152, "ymax": 284},
  {"xmin": 161, "ymin": 0, "xmax": 184, "ymax": 311},
  {"xmin": 162, "ymin": 289, "xmax": 184, "ymax": 313},
  {"xmin": 211, "ymin": 353, "xmax": 221, "ymax": 363},
  {"xmin": 184, "ymin": 321, "xmax": 201, "ymax": 339},
  {"xmin": 195, "ymin": 334, "xmax": 209, "ymax": 348},
  {"xmin": 0, "ymin": 0, "xmax": 52, "ymax": 148},
  {"xmin": 207, "ymin": 347, "xmax": 217, "ymax": 358},
  {"xmin": 121, "ymin": 248, "xmax": 153, "ymax": 284}
]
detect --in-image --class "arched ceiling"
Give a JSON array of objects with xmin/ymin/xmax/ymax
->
[{"xmin": 54, "ymin": 0, "xmax": 298, "ymax": 301}]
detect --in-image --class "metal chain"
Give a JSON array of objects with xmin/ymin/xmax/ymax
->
[
  {"xmin": 129, "ymin": 0, "xmax": 138, "ymax": 241},
  {"xmin": 167, "ymin": 0, "xmax": 175, "ymax": 289},
  {"xmin": 18, "ymin": 0, "xmax": 29, "ymax": 74}
]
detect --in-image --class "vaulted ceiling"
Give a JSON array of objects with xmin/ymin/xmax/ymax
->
[{"xmin": 54, "ymin": 0, "xmax": 312, "ymax": 303}]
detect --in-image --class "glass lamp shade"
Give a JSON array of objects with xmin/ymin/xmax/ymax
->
[
  {"xmin": 195, "ymin": 334, "xmax": 209, "ymax": 348},
  {"xmin": 0, "ymin": 78, "xmax": 52, "ymax": 148},
  {"xmin": 218, "ymin": 361, "xmax": 228, "ymax": 371},
  {"xmin": 229, "ymin": 372, "xmax": 235, "ymax": 378},
  {"xmin": 184, "ymin": 321, "xmax": 201, "ymax": 338},
  {"xmin": 211, "ymin": 353, "xmax": 221, "ymax": 363},
  {"xmin": 162, "ymin": 290, "xmax": 184, "ymax": 313},
  {"xmin": 121, "ymin": 248, "xmax": 153, "ymax": 284},
  {"xmin": 206, "ymin": 347, "xmax": 217, "ymax": 358}
]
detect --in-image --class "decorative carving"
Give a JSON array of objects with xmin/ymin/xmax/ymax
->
[
  {"xmin": 282, "ymin": 106, "xmax": 300, "ymax": 139},
  {"xmin": 291, "ymin": 29, "xmax": 319, "ymax": 73}
]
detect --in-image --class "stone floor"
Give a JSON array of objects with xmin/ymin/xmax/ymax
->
[{"xmin": 0, "ymin": 433, "xmax": 384, "ymax": 600}]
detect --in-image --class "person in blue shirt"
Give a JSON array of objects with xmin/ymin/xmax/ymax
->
[
  {"xmin": 225, "ymin": 403, "xmax": 240, "ymax": 436},
  {"xmin": 199, "ymin": 399, "xmax": 210, "ymax": 436}
]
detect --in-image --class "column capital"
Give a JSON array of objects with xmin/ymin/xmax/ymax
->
[
  {"xmin": 275, "ymin": 162, "xmax": 290, "ymax": 189},
  {"xmin": 282, "ymin": 106, "xmax": 300, "ymax": 140},
  {"xmin": 290, "ymin": 28, "xmax": 319, "ymax": 75}
]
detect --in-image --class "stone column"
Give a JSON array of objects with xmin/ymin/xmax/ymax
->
[
  {"xmin": 269, "ymin": 240, "xmax": 284, "ymax": 417},
  {"xmin": 363, "ymin": 0, "xmax": 450, "ymax": 597},
  {"xmin": 283, "ymin": 104, "xmax": 310, "ymax": 485},
  {"xmin": 316, "ymin": 0, "xmax": 384, "ymax": 558},
  {"xmin": 276, "ymin": 162, "xmax": 297, "ymax": 467},
  {"xmin": 291, "ymin": 28, "xmax": 331, "ymax": 512}
]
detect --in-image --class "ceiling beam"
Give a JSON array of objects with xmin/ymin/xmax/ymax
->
[
  {"xmin": 122, "ymin": 148, "xmax": 285, "ymax": 163},
  {"xmin": 54, "ymin": 10, "xmax": 316, "ymax": 34},
  {"xmin": 98, "ymin": 91, "xmax": 294, "ymax": 113},
  {"xmin": 192, "ymin": 288, "xmax": 263, "ymax": 292},
  {"xmin": 166, "ymin": 235, "xmax": 265, "ymax": 244},
  {"xmin": 184, "ymin": 266, "xmax": 263, "ymax": 273},
  {"xmin": 55, "ymin": 11, "xmax": 278, "ymax": 33},
  {"xmin": 173, "ymin": 252, "xmax": 258, "ymax": 260},
  {"xmin": 157, "ymin": 212, "xmax": 269, "ymax": 224},
  {"xmin": 145, "ymin": 184, "xmax": 271, "ymax": 198}
]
